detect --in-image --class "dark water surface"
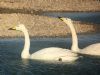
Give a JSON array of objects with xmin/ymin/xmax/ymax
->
[
  {"xmin": 43, "ymin": 12, "xmax": 100, "ymax": 24},
  {"xmin": 0, "ymin": 33, "xmax": 100, "ymax": 75}
]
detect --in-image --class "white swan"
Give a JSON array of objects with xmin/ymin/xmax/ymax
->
[
  {"xmin": 58, "ymin": 17, "xmax": 100, "ymax": 56},
  {"xmin": 9, "ymin": 24, "xmax": 79, "ymax": 62}
]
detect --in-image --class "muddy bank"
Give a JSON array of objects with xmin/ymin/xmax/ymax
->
[
  {"xmin": 0, "ymin": 13, "xmax": 100, "ymax": 38},
  {"xmin": 0, "ymin": 0, "xmax": 100, "ymax": 37},
  {"xmin": 0, "ymin": 0, "xmax": 100, "ymax": 12}
]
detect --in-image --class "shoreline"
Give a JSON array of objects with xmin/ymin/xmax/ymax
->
[
  {"xmin": 0, "ymin": 7, "xmax": 100, "ymax": 14},
  {"xmin": 0, "ymin": 14, "xmax": 100, "ymax": 38},
  {"xmin": 0, "ymin": 32, "xmax": 99, "ymax": 39}
]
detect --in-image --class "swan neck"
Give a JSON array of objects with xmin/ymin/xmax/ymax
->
[
  {"xmin": 65, "ymin": 20, "xmax": 79, "ymax": 52},
  {"xmin": 21, "ymin": 29, "xmax": 30, "ymax": 59},
  {"xmin": 70, "ymin": 25, "xmax": 79, "ymax": 52}
]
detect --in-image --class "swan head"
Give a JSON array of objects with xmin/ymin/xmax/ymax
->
[
  {"xmin": 9, "ymin": 24, "xmax": 26, "ymax": 31},
  {"xmin": 58, "ymin": 17, "xmax": 72, "ymax": 24}
]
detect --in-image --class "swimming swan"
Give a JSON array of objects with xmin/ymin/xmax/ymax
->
[
  {"xmin": 8, "ymin": 24, "xmax": 79, "ymax": 62},
  {"xmin": 59, "ymin": 17, "xmax": 100, "ymax": 56}
]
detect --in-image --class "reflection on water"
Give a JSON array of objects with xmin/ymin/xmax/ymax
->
[
  {"xmin": 43, "ymin": 12, "xmax": 100, "ymax": 24},
  {"xmin": 0, "ymin": 33, "xmax": 100, "ymax": 75}
]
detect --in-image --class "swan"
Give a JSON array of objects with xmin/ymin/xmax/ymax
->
[
  {"xmin": 8, "ymin": 24, "xmax": 79, "ymax": 62},
  {"xmin": 58, "ymin": 17, "xmax": 100, "ymax": 56}
]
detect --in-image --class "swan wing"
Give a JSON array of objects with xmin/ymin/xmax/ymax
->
[{"xmin": 30, "ymin": 47, "xmax": 78, "ymax": 61}]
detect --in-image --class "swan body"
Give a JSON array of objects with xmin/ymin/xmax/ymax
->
[
  {"xmin": 80, "ymin": 43, "xmax": 100, "ymax": 56},
  {"xmin": 9, "ymin": 24, "xmax": 79, "ymax": 62},
  {"xmin": 59, "ymin": 17, "xmax": 100, "ymax": 56},
  {"xmin": 30, "ymin": 47, "xmax": 78, "ymax": 61}
]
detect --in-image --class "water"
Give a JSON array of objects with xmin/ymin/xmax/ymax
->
[
  {"xmin": 43, "ymin": 12, "xmax": 100, "ymax": 24},
  {"xmin": 0, "ymin": 33, "xmax": 100, "ymax": 75}
]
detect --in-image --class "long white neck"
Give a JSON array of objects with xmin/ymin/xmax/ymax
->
[
  {"xmin": 21, "ymin": 28, "xmax": 30, "ymax": 59},
  {"xmin": 64, "ymin": 20, "xmax": 79, "ymax": 52}
]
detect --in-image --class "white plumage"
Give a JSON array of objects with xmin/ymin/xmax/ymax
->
[
  {"xmin": 9, "ymin": 24, "xmax": 79, "ymax": 62},
  {"xmin": 59, "ymin": 17, "xmax": 100, "ymax": 56}
]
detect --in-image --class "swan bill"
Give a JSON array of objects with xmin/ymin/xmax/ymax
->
[
  {"xmin": 58, "ymin": 17, "xmax": 63, "ymax": 21},
  {"xmin": 8, "ymin": 27, "xmax": 16, "ymax": 30}
]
